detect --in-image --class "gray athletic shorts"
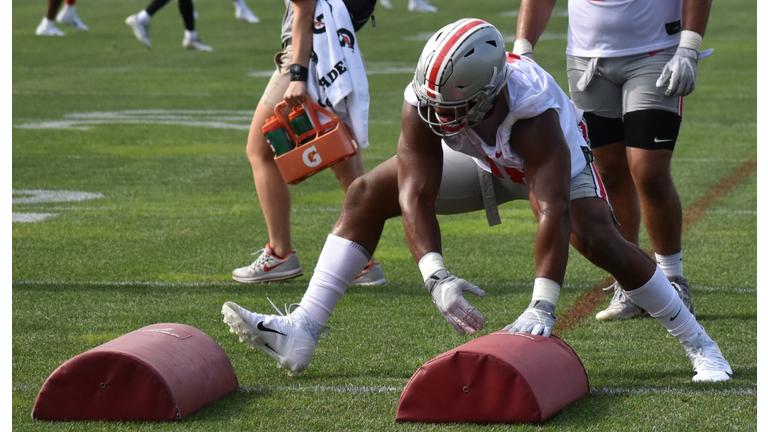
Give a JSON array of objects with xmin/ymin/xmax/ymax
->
[
  {"xmin": 435, "ymin": 143, "xmax": 612, "ymax": 226},
  {"xmin": 565, "ymin": 46, "xmax": 681, "ymax": 118},
  {"xmin": 259, "ymin": 44, "xmax": 294, "ymax": 109}
]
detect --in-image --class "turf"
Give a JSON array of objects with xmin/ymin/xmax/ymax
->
[{"xmin": 12, "ymin": 0, "xmax": 757, "ymax": 430}]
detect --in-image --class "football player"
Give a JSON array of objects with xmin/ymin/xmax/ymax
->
[{"xmin": 222, "ymin": 19, "xmax": 731, "ymax": 382}]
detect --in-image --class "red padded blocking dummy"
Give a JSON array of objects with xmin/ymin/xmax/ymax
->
[
  {"xmin": 32, "ymin": 323, "xmax": 238, "ymax": 422},
  {"xmin": 396, "ymin": 331, "xmax": 589, "ymax": 424}
]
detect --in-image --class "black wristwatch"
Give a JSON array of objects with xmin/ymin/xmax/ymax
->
[{"xmin": 290, "ymin": 64, "xmax": 308, "ymax": 82}]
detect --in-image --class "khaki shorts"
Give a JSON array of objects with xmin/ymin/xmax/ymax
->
[
  {"xmin": 435, "ymin": 143, "xmax": 612, "ymax": 225},
  {"xmin": 259, "ymin": 44, "xmax": 294, "ymax": 109},
  {"xmin": 566, "ymin": 46, "xmax": 681, "ymax": 118}
]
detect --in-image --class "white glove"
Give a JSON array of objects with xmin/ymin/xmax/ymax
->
[
  {"xmin": 425, "ymin": 270, "xmax": 486, "ymax": 335},
  {"xmin": 656, "ymin": 46, "xmax": 699, "ymax": 97},
  {"xmin": 504, "ymin": 300, "xmax": 557, "ymax": 337}
]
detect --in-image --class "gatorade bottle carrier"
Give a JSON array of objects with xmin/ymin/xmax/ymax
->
[{"xmin": 271, "ymin": 97, "xmax": 358, "ymax": 185}]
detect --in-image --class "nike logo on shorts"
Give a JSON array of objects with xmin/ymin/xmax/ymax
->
[{"xmin": 654, "ymin": 137, "xmax": 674, "ymax": 143}]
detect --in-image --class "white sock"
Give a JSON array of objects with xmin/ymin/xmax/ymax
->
[
  {"xmin": 296, "ymin": 234, "xmax": 370, "ymax": 325},
  {"xmin": 137, "ymin": 10, "xmax": 151, "ymax": 24},
  {"xmin": 655, "ymin": 251, "xmax": 683, "ymax": 278},
  {"xmin": 184, "ymin": 30, "xmax": 198, "ymax": 40},
  {"xmin": 624, "ymin": 266, "xmax": 700, "ymax": 344}
]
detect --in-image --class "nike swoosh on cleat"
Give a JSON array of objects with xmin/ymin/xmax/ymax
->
[
  {"xmin": 264, "ymin": 343, "xmax": 277, "ymax": 352},
  {"xmin": 257, "ymin": 321, "xmax": 287, "ymax": 335},
  {"xmin": 670, "ymin": 305, "xmax": 682, "ymax": 321}
]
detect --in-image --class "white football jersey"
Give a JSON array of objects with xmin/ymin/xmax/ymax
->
[
  {"xmin": 567, "ymin": 0, "xmax": 683, "ymax": 57},
  {"xmin": 404, "ymin": 53, "xmax": 588, "ymax": 184}
]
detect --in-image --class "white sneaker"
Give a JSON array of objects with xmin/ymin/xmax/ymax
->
[
  {"xmin": 232, "ymin": 245, "xmax": 303, "ymax": 283},
  {"xmin": 222, "ymin": 301, "xmax": 327, "ymax": 375},
  {"xmin": 36, "ymin": 18, "xmax": 65, "ymax": 36},
  {"xmin": 125, "ymin": 14, "xmax": 151, "ymax": 48},
  {"xmin": 56, "ymin": 5, "xmax": 88, "ymax": 31},
  {"xmin": 595, "ymin": 282, "xmax": 647, "ymax": 320},
  {"xmin": 183, "ymin": 35, "xmax": 213, "ymax": 51},
  {"xmin": 234, "ymin": 0, "xmax": 260, "ymax": 23},
  {"xmin": 408, "ymin": 0, "xmax": 437, "ymax": 13},
  {"xmin": 379, "ymin": 0, "xmax": 393, "ymax": 9},
  {"xmin": 352, "ymin": 262, "xmax": 386, "ymax": 286},
  {"xmin": 683, "ymin": 331, "xmax": 733, "ymax": 382}
]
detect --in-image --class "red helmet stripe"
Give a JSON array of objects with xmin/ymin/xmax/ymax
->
[{"xmin": 426, "ymin": 19, "xmax": 486, "ymax": 96}]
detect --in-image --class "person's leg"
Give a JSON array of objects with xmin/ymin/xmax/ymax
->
[
  {"xmin": 145, "ymin": 0, "xmax": 173, "ymax": 16},
  {"xmin": 622, "ymin": 47, "xmax": 692, "ymax": 311},
  {"xmin": 223, "ymin": 158, "xmax": 402, "ymax": 374},
  {"xmin": 298, "ymin": 158, "xmax": 401, "ymax": 322},
  {"xmin": 329, "ymin": 152, "xmax": 366, "ymax": 191},
  {"xmin": 230, "ymin": 49, "xmax": 298, "ymax": 283},
  {"xmin": 178, "ymin": 0, "xmax": 195, "ymax": 30},
  {"xmin": 45, "ymin": 0, "xmax": 64, "ymax": 20},
  {"xmin": 583, "ymin": 113, "xmax": 640, "ymax": 245},
  {"xmin": 36, "ymin": 0, "xmax": 65, "ymax": 36},
  {"xmin": 248, "ymin": 102, "xmax": 293, "ymax": 256},
  {"xmin": 569, "ymin": 195, "xmax": 731, "ymax": 381},
  {"xmin": 623, "ymin": 114, "xmax": 682, "ymax": 245}
]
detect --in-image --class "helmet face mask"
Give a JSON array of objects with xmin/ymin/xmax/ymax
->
[{"xmin": 412, "ymin": 18, "xmax": 510, "ymax": 137}]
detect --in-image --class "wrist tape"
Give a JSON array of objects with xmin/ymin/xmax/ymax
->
[
  {"xmin": 679, "ymin": 30, "xmax": 702, "ymax": 52},
  {"xmin": 419, "ymin": 252, "xmax": 445, "ymax": 283}
]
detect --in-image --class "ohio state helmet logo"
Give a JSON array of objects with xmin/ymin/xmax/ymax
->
[{"xmin": 302, "ymin": 145, "xmax": 322, "ymax": 167}]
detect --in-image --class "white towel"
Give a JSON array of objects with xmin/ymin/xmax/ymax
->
[{"xmin": 306, "ymin": 0, "xmax": 370, "ymax": 148}]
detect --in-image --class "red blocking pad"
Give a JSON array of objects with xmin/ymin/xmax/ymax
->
[
  {"xmin": 396, "ymin": 331, "xmax": 589, "ymax": 424},
  {"xmin": 33, "ymin": 323, "xmax": 238, "ymax": 422}
]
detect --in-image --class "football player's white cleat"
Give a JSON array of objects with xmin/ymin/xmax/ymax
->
[
  {"xmin": 595, "ymin": 282, "xmax": 647, "ymax": 320},
  {"xmin": 125, "ymin": 14, "xmax": 151, "ymax": 48},
  {"xmin": 182, "ymin": 34, "xmax": 213, "ymax": 51},
  {"xmin": 56, "ymin": 5, "xmax": 89, "ymax": 31},
  {"xmin": 408, "ymin": 0, "xmax": 437, "ymax": 13},
  {"xmin": 222, "ymin": 300, "xmax": 327, "ymax": 375},
  {"xmin": 36, "ymin": 18, "xmax": 65, "ymax": 36},
  {"xmin": 379, "ymin": 0, "xmax": 393, "ymax": 9},
  {"xmin": 683, "ymin": 331, "xmax": 732, "ymax": 382},
  {"xmin": 234, "ymin": 0, "xmax": 260, "ymax": 23}
]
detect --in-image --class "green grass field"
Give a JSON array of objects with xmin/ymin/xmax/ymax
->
[{"xmin": 12, "ymin": 0, "xmax": 757, "ymax": 430}]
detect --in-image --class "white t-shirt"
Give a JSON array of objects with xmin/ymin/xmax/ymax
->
[
  {"xmin": 404, "ymin": 54, "xmax": 588, "ymax": 184},
  {"xmin": 567, "ymin": 0, "xmax": 683, "ymax": 58}
]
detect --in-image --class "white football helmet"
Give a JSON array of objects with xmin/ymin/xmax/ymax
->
[{"xmin": 412, "ymin": 18, "xmax": 510, "ymax": 137}]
